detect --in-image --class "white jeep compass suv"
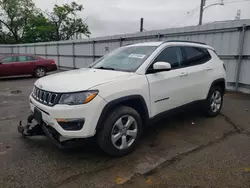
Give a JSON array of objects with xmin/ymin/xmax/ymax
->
[{"xmin": 27, "ymin": 41, "xmax": 226, "ymax": 156}]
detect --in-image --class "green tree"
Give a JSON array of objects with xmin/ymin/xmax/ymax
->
[
  {"xmin": 22, "ymin": 2, "xmax": 91, "ymax": 43},
  {"xmin": 0, "ymin": 1, "xmax": 90, "ymax": 43},
  {"xmin": 0, "ymin": 0, "xmax": 36, "ymax": 43},
  {"xmin": 47, "ymin": 2, "xmax": 90, "ymax": 41},
  {"xmin": 22, "ymin": 13, "xmax": 56, "ymax": 43}
]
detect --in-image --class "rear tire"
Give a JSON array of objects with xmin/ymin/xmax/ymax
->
[
  {"xmin": 35, "ymin": 67, "xmax": 46, "ymax": 78},
  {"xmin": 204, "ymin": 86, "xmax": 223, "ymax": 117},
  {"xmin": 98, "ymin": 106, "xmax": 142, "ymax": 157}
]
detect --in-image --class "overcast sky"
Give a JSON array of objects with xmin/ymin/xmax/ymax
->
[{"xmin": 34, "ymin": 0, "xmax": 250, "ymax": 38}]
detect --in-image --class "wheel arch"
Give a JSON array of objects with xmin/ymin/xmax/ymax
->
[
  {"xmin": 207, "ymin": 78, "xmax": 226, "ymax": 97},
  {"xmin": 96, "ymin": 95, "xmax": 149, "ymax": 132},
  {"xmin": 33, "ymin": 66, "xmax": 47, "ymax": 77},
  {"xmin": 35, "ymin": 66, "xmax": 47, "ymax": 72}
]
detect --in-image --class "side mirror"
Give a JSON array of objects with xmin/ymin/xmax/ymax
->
[{"xmin": 153, "ymin": 62, "xmax": 171, "ymax": 72}]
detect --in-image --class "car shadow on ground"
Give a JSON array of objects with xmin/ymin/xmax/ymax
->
[
  {"xmin": 143, "ymin": 110, "xmax": 202, "ymax": 136},
  {"xmin": 0, "ymin": 76, "xmax": 34, "ymax": 81},
  {"xmin": 0, "ymin": 71, "xmax": 62, "ymax": 81}
]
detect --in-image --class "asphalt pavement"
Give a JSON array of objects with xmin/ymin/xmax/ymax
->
[{"xmin": 0, "ymin": 74, "xmax": 249, "ymax": 188}]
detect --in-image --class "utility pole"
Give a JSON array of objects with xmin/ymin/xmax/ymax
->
[
  {"xmin": 199, "ymin": 0, "xmax": 205, "ymax": 25},
  {"xmin": 140, "ymin": 18, "xmax": 144, "ymax": 32},
  {"xmin": 199, "ymin": 0, "xmax": 224, "ymax": 25}
]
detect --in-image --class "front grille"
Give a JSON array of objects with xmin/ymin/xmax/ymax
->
[{"xmin": 32, "ymin": 87, "xmax": 60, "ymax": 106}]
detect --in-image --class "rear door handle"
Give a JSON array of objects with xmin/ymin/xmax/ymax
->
[
  {"xmin": 206, "ymin": 67, "xmax": 213, "ymax": 71},
  {"xmin": 180, "ymin": 72, "xmax": 188, "ymax": 77}
]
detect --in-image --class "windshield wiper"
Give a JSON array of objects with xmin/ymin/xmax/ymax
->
[{"xmin": 94, "ymin": 66, "xmax": 115, "ymax": 70}]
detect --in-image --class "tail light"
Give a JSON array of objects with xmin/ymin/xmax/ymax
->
[{"xmin": 51, "ymin": 60, "xmax": 55, "ymax": 64}]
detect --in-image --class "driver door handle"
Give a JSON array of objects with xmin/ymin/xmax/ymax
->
[{"xmin": 180, "ymin": 72, "xmax": 188, "ymax": 77}]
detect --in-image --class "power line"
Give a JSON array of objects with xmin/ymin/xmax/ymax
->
[
  {"xmin": 173, "ymin": 7, "xmax": 200, "ymax": 27},
  {"xmin": 204, "ymin": 0, "xmax": 222, "ymax": 4},
  {"xmin": 199, "ymin": 0, "xmax": 225, "ymax": 25},
  {"xmin": 199, "ymin": 0, "xmax": 250, "ymax": 25},
  {"xmin": 168, "ymin": 0, "xmax": 250, "ymax": 28},
  {"xmin": 205, "ymin": 0, "xmax": 250, "ymax": 4},
  {"xmin": 223, "ymin": 0, "xmax": 250, "ymax": 4}
]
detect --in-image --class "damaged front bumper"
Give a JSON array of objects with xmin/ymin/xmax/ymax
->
[
  {"xmin": 18, "ymin": 114, "xmax": 44, "ymax": 137},
  {"xmin": 18, "ymin": 114, "xmax": 79, "ymax": 149}
]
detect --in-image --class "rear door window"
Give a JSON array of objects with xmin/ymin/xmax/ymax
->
[
  {"xmin": 18, "ymin": 56, "xmax": 28, "ymax": 62},
  {"xmin": 27, "ymin": 56, "xmax": 38, "ymax": 61},
  {"xmin": 181, "ymin": 47, "xmax": 211, "ymax": 67}
]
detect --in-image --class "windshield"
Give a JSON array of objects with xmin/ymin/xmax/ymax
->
[{"xmin": 92, "ymin": 46, "xmax": 157, "ymax": 72}]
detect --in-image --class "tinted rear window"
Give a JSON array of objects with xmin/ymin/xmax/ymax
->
[{"xmin": 182, "ymin": 47, "xmax": 211, "ymax": 66}]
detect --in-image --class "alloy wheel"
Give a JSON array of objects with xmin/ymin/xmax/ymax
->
[
  {"xmin": 36, "ymin": 68, "xmax": 45, "ymax": 77},
  {"xmin": 111, "ymin": 115, "xmax": 138, "ymax": 150},
  {"xmin": 210, "ymin": 90, "xmax": 222, "ymax": 113}
]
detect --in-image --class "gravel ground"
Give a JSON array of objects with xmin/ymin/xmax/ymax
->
[{"xmin": 0, "ymin": 73, "xmax": 249, "ymax": 188}]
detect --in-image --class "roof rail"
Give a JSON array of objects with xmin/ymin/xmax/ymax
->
[{"xmin": 165, "ymin": 40, "xmax": 207, "ymax": 45}]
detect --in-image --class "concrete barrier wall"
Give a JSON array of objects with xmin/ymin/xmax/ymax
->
[{"xmin": 0, "ymin": 19, "xmax": 249, "ymax": 93}]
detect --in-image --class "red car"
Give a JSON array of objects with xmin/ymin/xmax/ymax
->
[{"xmin": 0, "ymin": 54, "xmax": 57, "ymax": 78}]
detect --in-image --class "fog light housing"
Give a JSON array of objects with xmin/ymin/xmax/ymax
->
[{"xmin": 56, "ymin": 118, "xmax": 85, "ymax": 131}]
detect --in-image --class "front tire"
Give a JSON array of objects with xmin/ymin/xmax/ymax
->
[
  {"xmin": 98, "ymin": 106, "xmax": 142, "ymax": 157},
  {"xmin": 35, "ymin": 67, "xmax": 46, "ymax": 78},
  {"xmin": 204, "ymin": 86, "xmax": 223, "ymax": 117}
]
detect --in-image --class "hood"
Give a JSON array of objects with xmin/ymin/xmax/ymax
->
[{"xmin": 35, "ymin": 68, "xmax": 135, "ymax": 92}]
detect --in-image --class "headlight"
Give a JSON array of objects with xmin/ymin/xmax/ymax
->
[{"xmin": 58, "ymin": 90, "xmax": 98, "ymax": 105}]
